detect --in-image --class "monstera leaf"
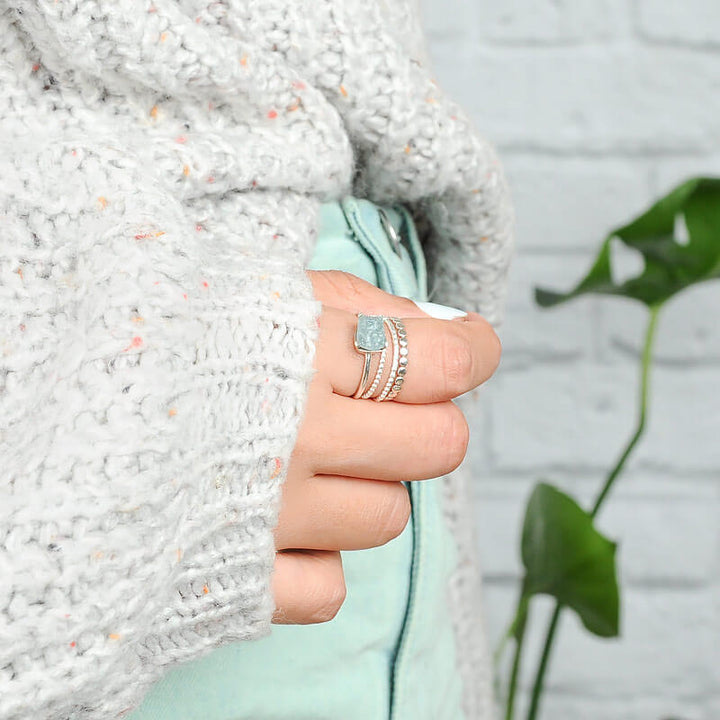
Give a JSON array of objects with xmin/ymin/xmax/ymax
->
[
  {"xmin": 521, "ymin": 483, "xmax": 619, "ymax": 638},
  {"xmin": 536, "ymin": 177, "xmax": 720, "ymax": 308}
]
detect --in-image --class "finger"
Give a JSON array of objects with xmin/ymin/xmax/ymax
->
[
  {"xmin": 308, "ymin": 269, "xmax": 429, "ymax": 318},
  {"xmin": 299, "ymin": 393, "xmax": 469, "ymax": 481},
  {"xmin": 317, "ymin": 306, "xmax": 501, "ymax": 403},
  {"xmin": 275, "ymin": 475, "xmax": 411, "ymax": 551},
  {"xmin": 272, "ymin": 549, "xmax": 346, "ymax": 625}
]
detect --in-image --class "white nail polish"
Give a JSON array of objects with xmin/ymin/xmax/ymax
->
[{"xmin": 413, "ymin": 300, "xmax": 468, "ymax": 320}]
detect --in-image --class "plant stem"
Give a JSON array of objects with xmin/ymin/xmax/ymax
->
[
  {"xmin": 505, "ymin": 591, "xmax": 530, "ymax": 720},
  {"xmin": 591, "ymin": 305, "xmax": 661, "ymax": 518},
  {"xmin": 525, "ymin": 304, "xmax": 662, "ymax": 720},
  {"xmin": 525, "ymin": 604, "xmax": 561, "ymax": 720}
]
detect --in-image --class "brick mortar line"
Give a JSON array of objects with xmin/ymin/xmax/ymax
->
[
  {"xmin": 634, "ymin": 35, "xmax": 720, "ymax": 53},
  {"xmin": 474, "ymin": 468, "xmax": 720, "ymax": 482},
  {"xmin": 428, "ymin": 36, "xmax": 720, "ymax": 55},
  {"xmin": 482, "ymin": 575, "xmax": 717, "ymax": 591},
  {"xmin": 497, "ymin": 144, "xmax": 720, "ymax": 159},
  {"xmin": 496, "ymin": 356, "xmax": 720, "ymax": 370},
  {"xmin": 501, "ymin": 149, "xmax": 720, "ymax": 160}
]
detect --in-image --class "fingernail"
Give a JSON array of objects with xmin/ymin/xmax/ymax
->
[{"xmin": 412, "ymin": 301, "xmax": 468, "ymax": 320}]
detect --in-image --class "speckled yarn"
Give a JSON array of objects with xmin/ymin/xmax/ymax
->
[{"xmin": 0, "ymin": 1, "xmax": 513, "ymax": 718}]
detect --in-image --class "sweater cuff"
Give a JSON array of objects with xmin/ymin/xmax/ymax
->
[
  {"xmin": 0, "ymin": 140, "xmax": 322, "ymax": 716},
  {"xmin": 147, "ymin": 278, "xmax": 320, "ymax": 660}
]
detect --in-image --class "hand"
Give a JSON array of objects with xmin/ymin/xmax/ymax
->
[{"xmin": 271, "ymin": 271, "xmax": 501, "ymax": 624}]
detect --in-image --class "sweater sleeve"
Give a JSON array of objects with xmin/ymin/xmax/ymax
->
[{"xmin": 0, "ymin": 135, "xmax": 321, "ymax": 719}]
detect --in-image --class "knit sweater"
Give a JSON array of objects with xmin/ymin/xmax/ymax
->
[{"xmin": 0, "ymin": 1, "xmax": 513, "ymax": 718}]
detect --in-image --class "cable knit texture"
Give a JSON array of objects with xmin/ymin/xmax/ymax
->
[{"xmin": 0, "ymin": 1, "xmax": 513, "ymax": 718}]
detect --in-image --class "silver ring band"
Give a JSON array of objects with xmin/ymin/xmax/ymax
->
[
  {"xmin": 376, "ymin": 318, "xmax": 400, "ymax": 402},
  {"xmin": 361, "ymin": 342, "xmax": 387, "ymax": 399},
  {"xmin": 353, "ymin": 351, "xmax": 373, "ymax": 399},
  {"xmin": 385, "ymin": 318, "xmax": 407, "ymax": 402},
  {"xmin": 374, "ymin": 317, "xmax": 407, "ymax": 402}
]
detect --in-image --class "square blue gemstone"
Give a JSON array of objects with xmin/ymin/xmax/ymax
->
[{"xmin": 355, "ymin": 314, "xmax": 386, "ymax": 352}]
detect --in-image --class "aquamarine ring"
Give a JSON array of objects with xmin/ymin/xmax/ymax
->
[{"xmin": 353, "ymin": 314, "xmax": 387, "ymax": 399}]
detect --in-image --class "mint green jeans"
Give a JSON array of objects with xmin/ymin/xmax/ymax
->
[{"xmin": 130, "ymin": 198, "xmax": 465, "ymax": 720}]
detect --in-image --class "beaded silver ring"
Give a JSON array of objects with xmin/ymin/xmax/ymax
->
[
  {"xmin": 384, "ymin": 317, "xmax": 408, "ymax": 402},
  {"xmin": 376, "ymin": 317, "xmax": 407, "ymax": 402}
]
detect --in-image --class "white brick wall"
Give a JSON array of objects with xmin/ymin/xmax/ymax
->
[{"xmin": 419, "ymin": 1, "xmax": 720, "ymax": 717}]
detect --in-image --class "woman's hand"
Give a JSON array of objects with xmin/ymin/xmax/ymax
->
[{"xmin": 271, "ymin": 271, "xmax": 501, "ymax": 624}]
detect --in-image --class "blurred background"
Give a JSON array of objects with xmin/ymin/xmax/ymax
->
[{"xmin": 419, "ymin": 1, "xmax": 720, "ymax": 718}]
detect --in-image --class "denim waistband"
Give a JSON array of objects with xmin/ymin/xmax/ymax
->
[{"xmin": 310, "ymin": 197, "xmax": 427, "ymax": 301}]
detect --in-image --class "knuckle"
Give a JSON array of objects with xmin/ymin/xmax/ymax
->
[
  {"xmin": 438, "ymin": 331, "xmax": 475, "ymax": 398},
  {"xmin": 480, "ymin": 319, "xmax": 502, "ymax": 378},
  {"xmin": 394, "ymin": 295, "xmax": 424, "ymax": 317},
  {"xmin": 433, "ymin": 404, "xmax": 470, "ymax": 474},
  {"xmin": 342, "ymin": 271, "xmax": 369, "ymax": 300},
  {"xmin": 289, "ymin": 432, "xmax": 313, "ymax": 475},
  {"xmin": 305, "ymin": 553, "xmax": 346, "ymax": 624},
  {"xmin": 310, "ymin": 577, "xmax": 347, "ymax": 624},
  {"xmin": 325, "ymin": 270, "xmax": 369, "ymax": 304},
  {"xmin": 374, "ymin": 484, "xmax": 411, "ymax": 545}
]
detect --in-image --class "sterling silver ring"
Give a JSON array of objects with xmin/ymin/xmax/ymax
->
[
  {"xmin": 385, "ymin": 317, "xmax": 408, "ymax": 402},
  {"xmin": 376, "ymin": 317, "xmax": 407, "ymax": 402},
  {"xmin": 361, "ymin": 329, "xmax": 387, "ymax": 399}
]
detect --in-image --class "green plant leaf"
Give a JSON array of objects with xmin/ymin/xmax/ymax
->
[
  {"xmin": 521, "ymin": 483, "xmax": 620, "ymax": 638},
  {"xmin": 536, "ymin": 177, "xmax": 720, "ymax": 308}
]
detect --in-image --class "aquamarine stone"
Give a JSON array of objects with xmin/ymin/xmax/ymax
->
[{"xmin": 355, "ymin": 314, "xmax": 386, "ymax": 352}]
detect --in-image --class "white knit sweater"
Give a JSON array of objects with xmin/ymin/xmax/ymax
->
[{"xmin": 0, "ymin": 1, "xmax": 513, "ymax": 718}]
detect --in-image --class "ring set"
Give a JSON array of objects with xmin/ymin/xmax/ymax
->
[{"xmin": 353, "ymin": 313, "xmax": 408, "ymax": 402}]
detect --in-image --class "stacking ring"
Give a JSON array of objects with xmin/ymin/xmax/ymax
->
[
  {"xmin": 352, "ymin": 313, "xmax": 408, "ymax": 402},
  {"xmin": 352, "ymin": 314, "xmax": 387, "ymax": 398},
  {"xmin": 377, "ymin": 317, "xmax": 407, "ymax": 402}
]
